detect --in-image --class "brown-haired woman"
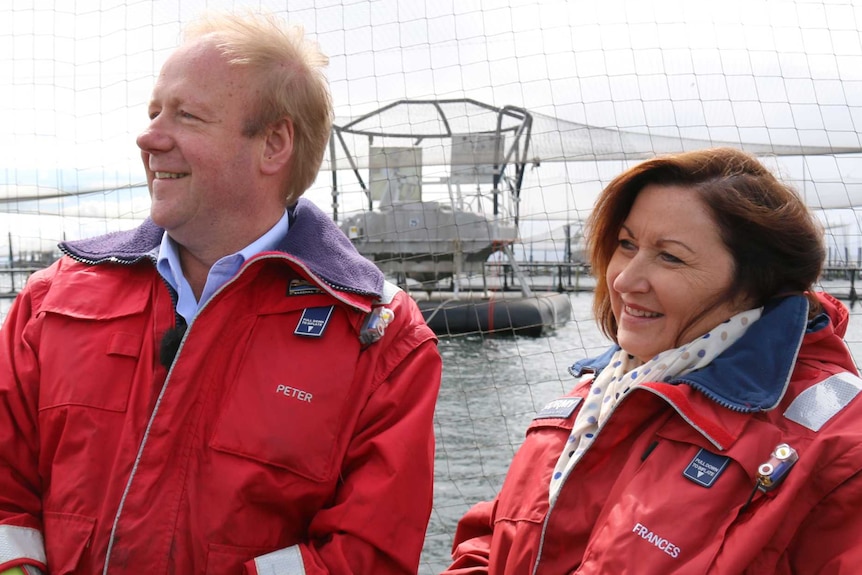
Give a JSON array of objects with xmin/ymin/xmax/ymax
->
[{"xmin": 442, "ymin": 147, "xmax": 862, "ymax": 574}]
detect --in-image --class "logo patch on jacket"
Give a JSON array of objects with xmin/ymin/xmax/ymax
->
[
  {"xmin": 287, "ymin": 278, "xmax": 324, "ymax": 296},
  {"xmin": 295, "ymin": 306, "xmax": 334, "ymax": 337},
  {"xmin": 534, "ymin": 397, "xmax": 581, "ymax": 420},
  {"xmin": 683, "ymin": 448, "xmax": 730, "ymax": 488}
]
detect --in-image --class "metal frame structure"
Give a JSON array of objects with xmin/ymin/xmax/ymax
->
[{"xmin": 328, "ymin": 98, "xmax": 533, "ymax": 224}]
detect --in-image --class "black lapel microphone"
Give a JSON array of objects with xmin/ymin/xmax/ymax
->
[{"xmin": 159, "ymin": 317, "xmax": 188, "ymax": 369}]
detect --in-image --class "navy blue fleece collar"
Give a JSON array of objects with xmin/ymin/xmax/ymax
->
[
  {"xmin": 570, "ymin": 295, "xmax": 812, "ymax": 412},
  {"xmin": 59, "ymin": 198, "xmax": 384, "ymax": 298}
]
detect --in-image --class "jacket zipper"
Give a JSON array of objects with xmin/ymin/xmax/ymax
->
[{"xmin": 93, "ymin": 250, "xmax": 372, "ymax": 573}]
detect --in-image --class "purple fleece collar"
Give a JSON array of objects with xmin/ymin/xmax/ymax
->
[{"xmin": 59, "ymin": 198, "xmax": 384, "ymax": 298}]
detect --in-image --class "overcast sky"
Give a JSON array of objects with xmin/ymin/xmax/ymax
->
[{"xmin": 2, "ymin": 0, "xmax": 862, "ymax": 253}]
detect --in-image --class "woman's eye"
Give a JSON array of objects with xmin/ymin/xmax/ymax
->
[
  {"xmin": 660, "ymin": 252, "xmax": 684, "ymax": 264},
  {"xmin": 618, "ymin": 238, "xmax": 636, "ymax": 250}
]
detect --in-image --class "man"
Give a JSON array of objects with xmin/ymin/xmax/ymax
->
[{"xmin": 0, "ymin": 12, "xmax": 441, "ymax": 575}]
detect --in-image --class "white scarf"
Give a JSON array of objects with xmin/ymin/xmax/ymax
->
[{"xmin": 548, "ymin": 307, "xmax": 763, "ymax": 503}]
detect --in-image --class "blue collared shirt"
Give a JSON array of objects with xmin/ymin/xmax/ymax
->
[{"xmin": 156, "ymin": 211, "xmax": 289, "ymax": 324}]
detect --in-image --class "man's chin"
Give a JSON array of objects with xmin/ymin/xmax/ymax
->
[{"xmin": 149, "ymin": 206, "xmax": 176, "ymax": 230}]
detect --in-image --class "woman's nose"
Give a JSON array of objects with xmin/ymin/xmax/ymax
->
[{"xmin": 612, "ymin": 255, "xmax": 650, "ymax": 294}]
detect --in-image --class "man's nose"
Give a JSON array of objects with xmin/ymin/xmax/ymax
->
[{"xmin": 136, "ymin": 116, "xmax": 172, "ymax": 153}]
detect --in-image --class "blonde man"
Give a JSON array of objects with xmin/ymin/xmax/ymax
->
[{"xmin": 0, "ymin": 12, "xmax": 441, "ymax": 575}]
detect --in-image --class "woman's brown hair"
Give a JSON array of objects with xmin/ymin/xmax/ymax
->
[{"xmin": 587, "ymin": 147, "xmax": 825, "ymax": 342}]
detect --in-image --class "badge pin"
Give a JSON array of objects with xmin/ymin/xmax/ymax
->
[
  {"xmin": 360, "ymin": 307, "xmax": 395, "ymax": 345},
  {"xmin": 757, "ymin": 443, "xmax": 798, "ymax": 492}
]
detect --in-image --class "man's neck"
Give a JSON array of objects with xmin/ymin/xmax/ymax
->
[
  {"xmin": 169, "ymin": 209, "xmax": 290, "ymax": 301},
  {"xmin": 177, "ymin": 246, "xmax": 213, "ymax": 301}
]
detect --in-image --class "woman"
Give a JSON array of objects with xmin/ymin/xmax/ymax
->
[{"xmin": 442, "ymin": 148, "xmax": 862, "ymax": 574}]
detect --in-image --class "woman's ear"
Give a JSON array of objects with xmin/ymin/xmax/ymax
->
[{"xmin": 261, "ymin": 117, "xmax": 294, "ymax": 175}]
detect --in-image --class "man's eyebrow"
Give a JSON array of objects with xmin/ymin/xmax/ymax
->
[{"xmin": 149, "ymin": 94, "xmax": 218, "ymax": 117}]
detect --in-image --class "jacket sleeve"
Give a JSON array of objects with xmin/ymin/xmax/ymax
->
[
  {"xmin": 0, "ymin": 276, "xmax": 50, "ymax": 574},
  {"xmin": 785, "ymin": 467, "xmax": 862, "ymax": 573},
  {"xmin": 244, "ymin": 294, "xmax": 442, "ymax": 575},
  {"xmin": 438, "ymin": 500, "xmax": 496, "ymax": 574}
]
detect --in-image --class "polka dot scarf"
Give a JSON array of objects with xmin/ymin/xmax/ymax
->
[{"xmin": 548, "ymin": 307, "xmax": 763, "ymax": 503}]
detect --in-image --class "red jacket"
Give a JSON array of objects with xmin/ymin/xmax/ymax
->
[
  {"xmin": 0, "ymin": 200, "xmax": 441, "ymax": 575},
  {"xmin": 444, "ymin": 292, "xmax": 862, "ymax": 574}
]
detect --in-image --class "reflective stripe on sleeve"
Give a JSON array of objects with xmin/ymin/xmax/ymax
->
[
  {"xmin": 253, "ymin": 545, "xmax": 305, "ymax": 575},
  {"xmin": 784, "ymin": 372, "xmax": 862, "ymax": 431},
  {"xmin": 0, "ymin": 525, "xmax": 47, "ymax": 564}
]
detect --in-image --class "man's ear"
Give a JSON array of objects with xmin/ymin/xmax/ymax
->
[{"xmin": 261, "ymin": 117, "xmax": 294, "ymax": 175}]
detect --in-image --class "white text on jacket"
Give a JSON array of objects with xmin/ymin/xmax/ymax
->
[
  {"xmin": 632, "ymin": 522, "xmax": 681, "ymax": 558},
  {"xmin": 275, "ymin": 384, "xmax": 313, "ymax": 403}
]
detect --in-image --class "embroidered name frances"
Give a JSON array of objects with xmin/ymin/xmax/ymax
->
[{"xmin": 632, "ymin": 522, "xmax": 681, "ymax": 558}]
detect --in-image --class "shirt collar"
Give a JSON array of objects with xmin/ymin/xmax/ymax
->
[{"xmin": 156, "ymin": 210, "xmax": 289, "ymax": 321}]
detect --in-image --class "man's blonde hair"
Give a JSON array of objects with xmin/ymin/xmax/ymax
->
[{"xmin": 184, "ymin": 12, "xmax": 333, "ymax": 204}]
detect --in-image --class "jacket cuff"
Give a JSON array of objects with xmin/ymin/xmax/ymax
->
[
  {"xmin": 0, "ymin": 568, "xmax": 43, "ymax": 575},
  {"xmin": 245, "ymin": 545, "xmax": 305, "ymax": 575},
  {"xmin": 0, "ymin": 526, "xmax": 47, "ymax": 574}
]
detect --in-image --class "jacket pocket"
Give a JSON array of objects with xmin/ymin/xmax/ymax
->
[
  {"xmin": 209, "ymin": 310, "xmax": 360, "ymax": 482},
  {"xmin": 37, "ymin": 310, "xmax": 145, "ymax": 412},
  {"xmin": 494, "ymin": 415, "xmax": 576, "ymax": 524},
  {"xmin": 42, "ymin": 512, "xmax": 95, "ymax": 575},
  {"xmin": 580, "ymin": 436, "xmax": 753, "ymax": 573},
  {"xmin": 36, "ymin": 267, "xmax": 150, "ymax": 412}
]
